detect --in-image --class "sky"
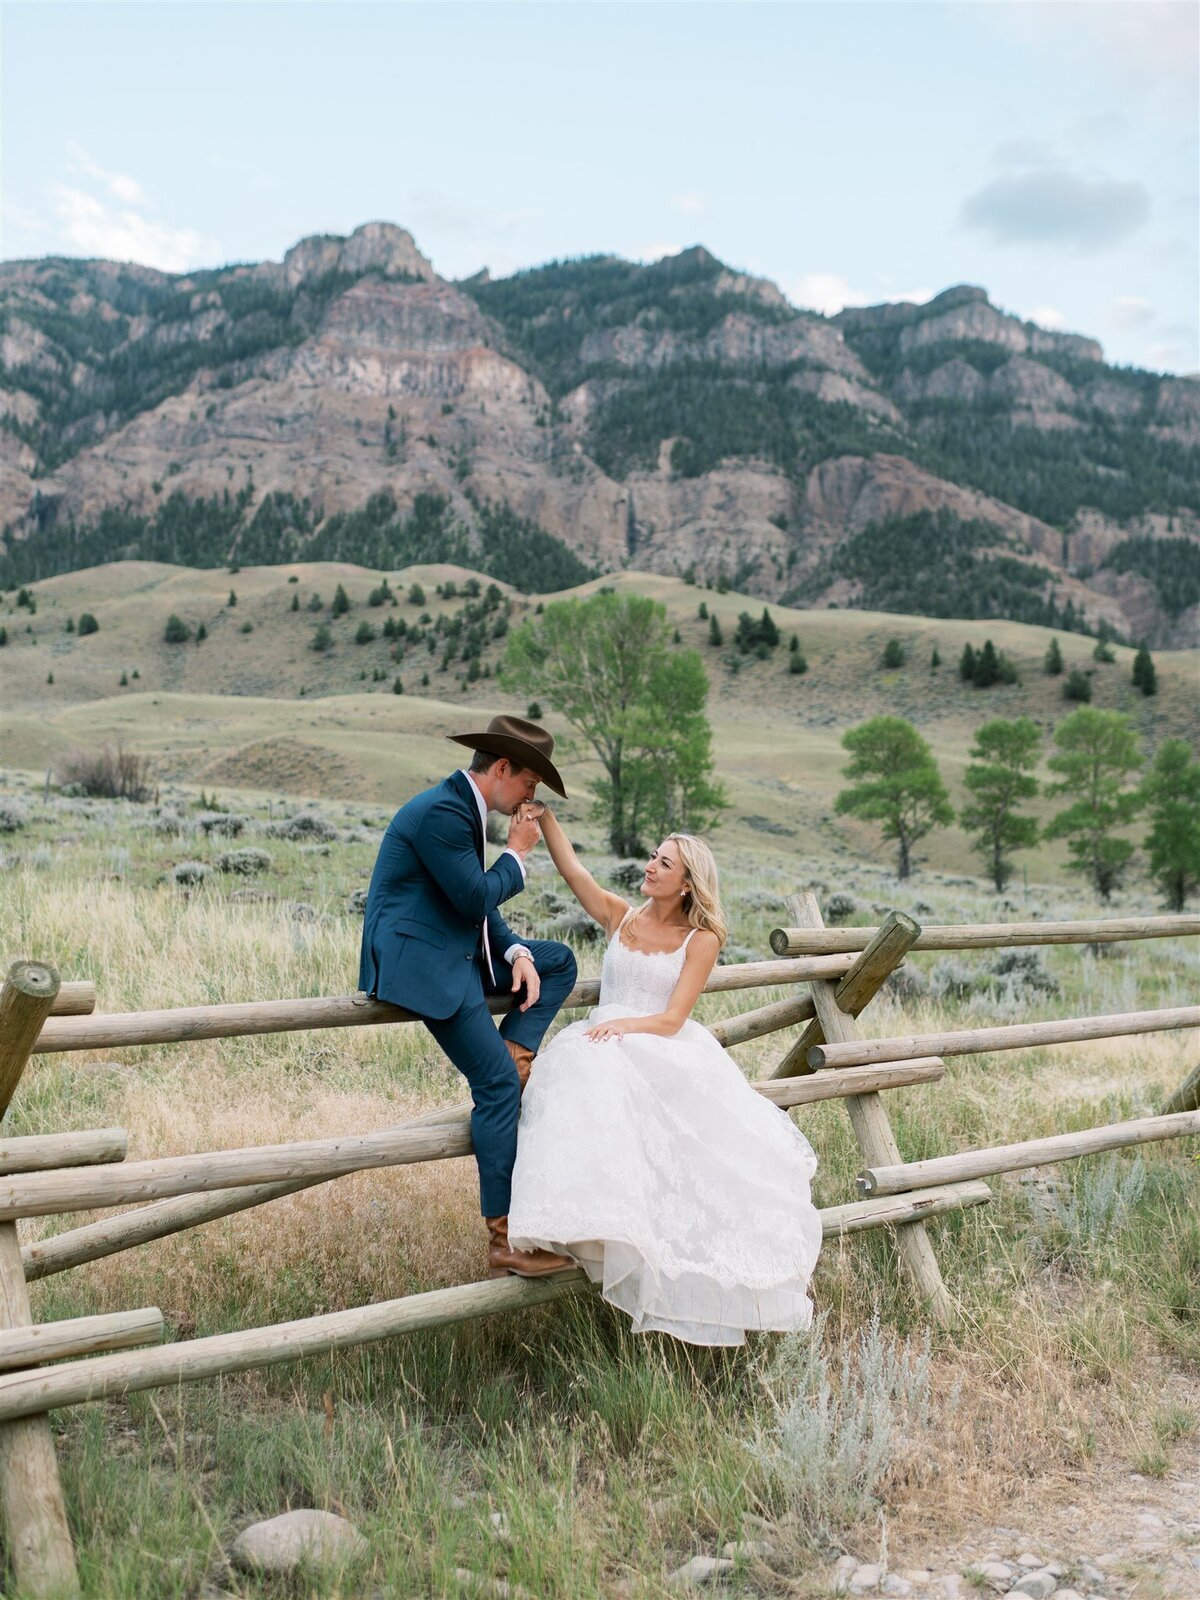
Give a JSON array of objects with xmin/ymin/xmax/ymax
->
[{"xmin": 2, "ymin": 1, "xmax": 1197, "ymax": 374}]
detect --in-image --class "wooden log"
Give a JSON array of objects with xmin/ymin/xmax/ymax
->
[
  {"xmin": 810, "ymin": 1006, "xmax": 1200, "ymax": 1071},
  {"xmin": 0, "ymin": 1180, "xmax": 991, "ymax": 1423},
  {"xmin": 0, "ymin": 1308, "xmax": 163, "ymax": 1372},
  {"xmin": 771, "ymin": 911, "xmax": 921, "ymax": 1079},
  {"xmin": 859, "ymin": 1109, "xmax": 1200, "ymax": 1196},
  {"xmin": 30, "ymin": 955, "xmax": 856, "ymax": 1055},
  {"xmin": 0, "ymin": 1121, "xmax": 476, "ymax": 1222},
  {"xmin": 709, "ymin": 994, "xmax": 815, "ymax": 1048},
  {"xmin": 1, "ymin": 1129, "xmax": 128, "ymax": 1175},
  {"xmin": 1163, "ymin": 1062, "xmax": 1200, "ymax": 1116},
  {"xmin": 769, "ymin": 914, "xmax": 1200, "ymax": 958},
  {"xmin": 0, "ymin": 962, "xmax": 80, "ymax": 1597},
  {"xmin": 48, "ymin": 982, "xmax": 95, "ymax": 1017},
  {"xmin": 18, "ymin": 1060, "xmax": 949, "ymax": 1274},
  {"xmin": 781, "ymin": 895, "xmax": 955, "ymax": 1325}
]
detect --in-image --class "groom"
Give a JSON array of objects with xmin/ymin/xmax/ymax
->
[{"xmin": 359, "ymin": 714, "xmax": 577, "ymax": 1280}]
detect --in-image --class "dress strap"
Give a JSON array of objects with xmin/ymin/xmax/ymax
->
[{"xmin": 681, "ymin": 926, "xmax": 698, "ymax": 951}]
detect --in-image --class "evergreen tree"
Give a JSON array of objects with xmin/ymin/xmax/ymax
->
[
  {"xmin": 307, "ymin": 593, "xmax": 323, "ymax": 612},
  {"xmin": 196, "ymin": 622, "xmax": 208, "ymax": 642},
  {"xmin": 1044, "ymin": 637, "xmax": 1064, "ymax": 674},
  {"xmin": 1063, "ymin": 668, "xmax": 1092, "ymax": 702},
  {"xmin": 708, "ymin": 613, "xmax": 723, "ymax": 647},
  {"xmin": 355, "ymin": 621, "xmax": 376, "ymax": 645},
  {"xmin": 1044, "ymin": 708, "xmax": 1142, "ymax": 900},
  {"xmin": 973, "ymin": 639, "xmax": 1000, "ymax": 687},
  {"xmin": 930, "ymin": 646, "xmax": 941, "ymax": 671},
  {"xmin": 759, "ymin": 607, "xmax": 780, "ymax": 647},
  {"xmin": 311, "ymin": 624, "xmax": 333, "ymax": 652},
  {"xmin": 163, "ymin": 614, "xmax": 190, "ymax": 643},
  {"xmin": 959, "ymin": 642, "xmax": 977, "ymax": 681},
  {"xmin": 66, "ymin": 616, "xmax": 74, "ymax": 633},
  {"xmin": 408, "ymin": 583, "xmax": 425, "ymax": 606},
  {"xmin": 835, "ymin": 716, "xmax": 954, "ymax": 879},
  {"xmin": 332, "ymin": 584, "xmax": 351, "ymax": 617},
  {"xmin": 1131, "ymin": 645, "xmax": 1158, "ymax": 696},
  {"xmin": 0, "ymin": 627, "xmax": 7, "ymax": 647},
  {"xmin": 960, "ymin": 717, "xmax": 1041, "ymax": 892},
  {"xmin": 881, "ymin": 638, "xmax": 905, "ymax": 669},
  {"xmin": 697, "ymin": 601, "xmax": 708, "ymax": 619},
  {"xmin": 228, "ymin": 590, "xmax": 237, "ymax": 607},
  {"xmin": 77, "ymin": 613, "xmax": 99, "ymax": 636},
  {"xmin": 393, "ymin": 676, "xmax": 404, "ymax": 695},
  {"xmin": 46, "ymin": 671, "xmax": 53, "ymax": 684},
  {"xmin": 291, "ymin": 593, "xmax": 299, "ymax": 612},
  {"xmin": 1141, "ymin": 739, "xmax": 1200, "ymax": 910},
  {"xmin": 119, "ymin": 671, "xmax": 128, "ymax": 686}
]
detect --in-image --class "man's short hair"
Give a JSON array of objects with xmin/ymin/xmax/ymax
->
[{"xmin": 469, "ymin": 749, "xmax": 528, "ymax": 778}]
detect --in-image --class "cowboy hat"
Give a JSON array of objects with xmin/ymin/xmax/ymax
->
[{"xmin": 447, "ymin": 713, "xmax": 567, "ymax": 798}]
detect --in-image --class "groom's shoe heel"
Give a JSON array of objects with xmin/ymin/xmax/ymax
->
[
  {"xmin": 487, "ymin": 1266, "xmax": 511, "ymax": 1280},
  {"xmin": 484, "ymin": 1215, "xmax": 574, "ymax": 1280}
]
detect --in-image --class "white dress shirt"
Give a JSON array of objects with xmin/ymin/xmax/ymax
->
[{"xmin": 461, "ymin": 770, "xmax": 534, "ymax": 979}]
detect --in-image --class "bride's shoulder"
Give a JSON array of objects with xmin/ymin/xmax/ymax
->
[
  {"xmin": 605, "ymin": 900, "xmax": 635, "ymax": 939},
  {"xmin": 684, "ymin": 927, "xmax": 721, "ymax": 957}
]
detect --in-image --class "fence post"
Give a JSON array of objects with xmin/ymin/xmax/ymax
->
[
  {"xmin": 0, "ymin": 961, "xmax": 80, "ymax": 1598},
  {"xmin": 776, "ymin": 898, "xmax": 956, "ymax": 1326}
]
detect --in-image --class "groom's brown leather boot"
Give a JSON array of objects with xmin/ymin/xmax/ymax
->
[
  {"xmin": 504, "ymin": 1039, "xmax": 535, "ymax": 1094},
  {"xmin": 485, "ymin": 1216, "xmax": 574, "ymax": 1280}
]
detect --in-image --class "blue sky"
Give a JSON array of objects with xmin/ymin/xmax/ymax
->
[{"xmin": 3, "ymin": 1, "xmax": 1197, "ymax": 372}]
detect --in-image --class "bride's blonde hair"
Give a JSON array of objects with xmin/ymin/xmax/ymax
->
[{"xmin": 669, "ymin": 833, "xmax": 729, "ymax": 949}]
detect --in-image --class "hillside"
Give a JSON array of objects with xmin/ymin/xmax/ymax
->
[
  {"xmin": 2, "ymin": 225, "xmax": 1198, "ymax": 643},
  {"xmin": 2, "ymin": 561, "xmax": 1194, "ymax": 887}
]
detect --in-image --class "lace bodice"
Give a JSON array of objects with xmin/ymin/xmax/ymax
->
[{"xmin": 599, "ymin": 923, "xmax": 694, "ymax": 1015}]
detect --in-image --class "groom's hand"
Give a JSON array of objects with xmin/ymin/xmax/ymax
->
[
  {"xmin": 507, "ymin": 809, "xmax": 542, "ymax": 859},
  {"xmin": 511, "ymin": 954, "xmax": 540, "ymax": 1011}
]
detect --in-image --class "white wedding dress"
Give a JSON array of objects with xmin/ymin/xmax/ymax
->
[{"xmin": 508, "ymin": 918, "xmax": 822, "ymax": 1346}]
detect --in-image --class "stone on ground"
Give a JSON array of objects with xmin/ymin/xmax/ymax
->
[
  {"xmin": 666, "ymin": 1554, "xmax": 736, "ymax": 1588},
  {"xmin": 230, "ymin": 1509, "xmax": 366, "ymax": 1574}
]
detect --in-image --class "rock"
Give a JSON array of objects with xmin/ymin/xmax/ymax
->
[
  {"xmin": 1043, "ymin": 1566, "xmax": 1066, "ymax": 1580},
  {"xmin": 900, "ymin": 1573, "xmax": 933, "ymax": 1587},
  {"xmin": 229, "ymin": 1510, "xmax": 366, "ymax": 1574},
  {"xmin": 939, "ymin": 1578, "xmax": 964, "ymax": 1600},
  {"xmin": 1016, "ymin": 1556, "xmax": 1048, "ymax": 1570},
  {"xmin": 882, "ymin": 1577, "xmax": 913, "ymax": 1596},
  {"xmin": 1092, "ymin": 1556, "xmax": 1122, "ymax": 1573},
  {"xmin": 850, "ymin": 1563, "xmax": 883, "ymax": 1592},
  {"xmin": 1078, "ymin": 1566, "xmax": 1105, "ymax": 1587},
  {"xmin": 666, "ymin": 1555, "xmax": 736, "ymax": 1588},
  {"xmin": 453, "ymin": 1569, "xmax": 535, "ymax": 1600},
  {"xmin": 488, "ymin": 1510, "xmax": 512, "ymax": 1545},
  {"xmin": 1010, "ymin": 1572, "xmax": 1057, "ymax": 1600},
  {"xmin": 1135, "ymin": 1512, "xmax": 1163, "ymax": 1530},
  {"xmin": 977, "ymin": 1564, "xmax": 1016, "ymax": 1586},
  {"xmin": 1054, "ymin": 1590, "xmax": 1084, "ymax": 1600}
]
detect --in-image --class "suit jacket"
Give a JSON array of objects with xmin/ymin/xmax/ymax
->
[{"xmin": 358, "ymin": 770, "xmax": 525, "ymax": 1018}]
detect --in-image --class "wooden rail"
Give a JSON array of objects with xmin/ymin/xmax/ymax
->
[
  {"xmin": 0, "ymin": 1308, "xmax": 163, "ymax": 1372},
  {"xmin": 769, "ymin": 914, "xmax": 1200, "ymax": 958},
  {"xmin": 858, "ymin": 1110, "xmax": 1200, "ymax": 1196},
  {"xmin": 30, "ymin": 955, "xmax": 853, "ymax": 1055},
  {"xmin": 1, "ymin": 1130, "xmax": 128, "ymax": 1175},
  {"xmin": 0, "ymin": 1181, "xmax": 993, "ymax": 1423},
  {"xmin": 808, "ymin": 1006, "xmax": 1200, "ymax": 1071}
]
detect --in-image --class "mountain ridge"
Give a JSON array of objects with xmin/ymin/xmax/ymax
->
[{"xmin": 2, "ymin": 222, "xmax": 1197, "ymax": 644}]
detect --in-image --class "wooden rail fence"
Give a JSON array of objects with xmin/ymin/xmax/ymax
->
[{"xmin": 0, "ymin": 910, "xmax": 1196, "ymax": 1596}]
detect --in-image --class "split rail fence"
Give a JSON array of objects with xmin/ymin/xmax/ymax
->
[{"xmin": 0, "ymin": 904, "xmax": 1197, "ymax": 1595}]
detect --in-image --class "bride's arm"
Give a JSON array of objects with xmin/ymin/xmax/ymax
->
[
  {"xmin": 585, "ymin": 931, "xmax": 721, "ymax": 1040},
  {"xmin": 535, "ymin": 805, "xmax": 629, "ymax": 937}
]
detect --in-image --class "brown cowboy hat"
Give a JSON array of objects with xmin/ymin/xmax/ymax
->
[{"xmin": 448, "ymin": 713, "xmax": 568, "ymax": 798}]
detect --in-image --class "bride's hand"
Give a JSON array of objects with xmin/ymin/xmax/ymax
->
[{"xmin": 585, "ymin": 1018, "xmax": 633, "ymax": 1042}]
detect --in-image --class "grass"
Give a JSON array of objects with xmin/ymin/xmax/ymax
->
[{"xmin": 0, "ymin": 771, "xmax": 1196, "ymax": 1596}]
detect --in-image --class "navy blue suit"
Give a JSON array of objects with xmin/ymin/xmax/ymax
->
[{"xmin": 359, "ymin": 770, "xmax": 577, "ymax": 1215}]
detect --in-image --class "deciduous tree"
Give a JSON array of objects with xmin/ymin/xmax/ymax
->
[
  {"xmin": 1044, "ymin": 708, "xmax": 1142, "ymax": 900},
  {"xmin": 960, "ymin": 717, "xmax": 1041, "ymax": 892},
  {"xmin": 835, "ymin": 716, "xmax": 953, "ymax": 879},
  {"xmin": 1141, "ymin": 739, "xmax": 1200, "ymax": 910}
]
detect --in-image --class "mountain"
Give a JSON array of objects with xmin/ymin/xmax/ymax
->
[{"xmin": 2, "ymin": 224, "xmax": 1197, "ymax": 643}]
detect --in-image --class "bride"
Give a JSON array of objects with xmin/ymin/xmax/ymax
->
[{"xmin": 507, "ymin": 808, "xmax": 822, "ymax": 1347}]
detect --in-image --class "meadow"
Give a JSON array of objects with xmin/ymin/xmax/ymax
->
[
  {"xmin": 1, "ymin": 559, "xmax": 1198, "ymax": 1596},
  {"xmin": 0, "ymin": 761, "xmax": 1196, "ymax": 1599}
]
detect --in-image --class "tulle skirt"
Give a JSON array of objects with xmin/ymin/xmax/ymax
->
[{"xmin": 508, "ymin": 1006, "xmax": 822, "ymax": 1347}]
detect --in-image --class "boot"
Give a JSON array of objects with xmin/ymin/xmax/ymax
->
[
  {"xmin": 505, "ymin": 1039, "xmax": 535, "ymax": 1094},
  {"xmin": 485, "ymin": 1216, "xmax": 574, "ymax": 1280}
]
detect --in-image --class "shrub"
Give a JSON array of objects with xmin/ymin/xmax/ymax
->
[
  {"xmin": 881, "ymin": 637, "xmax": 905, "ymax": 669},
  {"xmin": 197, "ymin": 812, "xmax": 246, "ymax": 838},
  {"xmin": 1044, "ymin": 637, "xmax": 1064, "ymax": 675},
  {"xmin": 0, "ymin": 798, "xmax": 29, "ymax": 832},
  {"xmin": 392, "ymin": 676, "xmax": 403, "ymax": 694},
  {"xmin": 77, "ymin": 613, "xmax": 99, "ymax": 636},
  {"xmin": 1063, "ymin": 668, "xmax": 1092, "ymax": 702},
  {"xmin": 214, "ymin": 847, "xmax": 271, "ymax": 875},
  {"xmin": 163, "ymin": 614, "xmax": 190, "ymax": 644},
  {"xmin": 311, "ymin": 624, "xmax": 333, "ymax": 652},
  {"xmin": 307, "ymin": 593, "xmax": 323, "ymax": 612},
  {"xmin": 239, "ymin": 620, "xmax": 253, "ymax": 634},
  {"xmin": 1132, "ymin": 645, "xmax": 1157, "ymax": 696},
  {"xmin": 526, "ymin": 701, "xmax": 542, "ymax": 719},
  {"xmin": 824, "ymin": 892, "xmax": 858, "ymax": 924},
  {"xmin": 345, "ymin": 887, "xmax": 370, "ymax": 915},
  {"xmin": 407, "ymin": 583, "xmax": 425, "ymax": 606},
  {"xmin": 267, "ymin": 811, "xmax": 339, "ymax": 842},
  {"xmin": 331, "ymin": 584, "xmax": 351, "ymax": 616},
  {"xmin": 748, "ymin": 1312, "xmax": 933, "ymax": 1542},
  {"xmin": 355, "ymin": 621, "xmax": 376, "ymax": 645},
  {"xmin": 56, "ymin": 744, "xmax": 153, "ymax": 802},
  {"xmin": 171, "ymin": 860, "xmax": 211, "ymax": 886}
]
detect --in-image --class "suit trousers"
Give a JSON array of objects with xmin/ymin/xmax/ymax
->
[{"xmin": 426, "ymin": 938, "xmax": 578, "ymax": 1216}]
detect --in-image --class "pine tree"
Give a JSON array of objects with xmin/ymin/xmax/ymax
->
[
  {"xmin": 119, "ymin": 671, "xmax": 128, "ymax": 686},
  {"xmin": 228, "ymin": 590, "xmax": 237, "ymax": 607},
  {"xmin": 698, "ymin": 601, "xmax": 708, "ymax": 620},
  {"xmin": 960, "ymin": 717, "xmax": 1041, "ymax": 892},
  {"xmin": 291, "ymin": 593, "xmax": 299, "ymax": 612},
  {"xmin": 1044, "ymin": 637, "xmax": 1064, "ymax": 675},
  {"xmin": 163, "ymin": 614, "xmax": 190, "ymax": 644},
  {"xmin": 881, "ymin": 638, "xmax": 905, "ymax": 669},
  {"xmin": 332, "ymin": 584, "xmax": 351, "ymax": 617},
  {"xmin": 1131, "ymin": 645, "xmax": 1157, "ymax": 696},
  {"xmin": 959, "ymin": 643, "xmax": 977, "ymax": 681},
  {"xmin": 393, "ymin": 676, "xmax": 404, "ymax": 695},
  {"xmin": 1141, "ymin": 739, "xmax": 1200, "ymax": 910},
  {"xmin": 973, "ymin": 639, "xmax": 1000, "ymax": 687},
  {"xmin": 930, "ymin": 646, "xmax": 941, "ymax": 671},
  {"xmin": 708, "ymin": 613, "xmax": 723, "ymax": 647},
  {"xmin": 1063, "ymin": 668, "xmax": 1092, "ymax": 702},
  {"xmin": 77, "ymin": 613, "xmax": 99, "ymax": 636},
  {"xmin": 196, "ymin": 622, "xmax": 207, "ymax": 643}
]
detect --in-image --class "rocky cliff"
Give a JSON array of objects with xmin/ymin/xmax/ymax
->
[{"xmin": 2, "ymin": 224, "xmax": 1197, "ymax": 643}]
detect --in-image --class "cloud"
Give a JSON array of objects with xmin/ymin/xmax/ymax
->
[
  {"xmin": 52, "ymin": 185, "xmax": 216, "ymax": 273},
  {"xmin": 1109, "ymin": 295, "xmax": 1155, "ymax": 329},
  {"xmin": 993, "ymin": 137, "xmax": 1056, "ymax": 168},
  {"xmin": 634, "ymin": 242, "xmax": 684, "ymax": 264},
  {"xmin": 960, "ymin": 169, "xmax": 1149, "ymax": 251},
  {"xmin": 1027, "ymin": 306, "xmax": 1066, "ymax": 330},
  {"xmin": 671, "ymin": 193, "xmax": 707, "ymax": 217},
  {"xmin": 65, "ymin": 141, "xmax": 149, "ymax": 209},
  {"xmin": 784, "ymin": 273, "xmax": 871, "ymax": 316}
]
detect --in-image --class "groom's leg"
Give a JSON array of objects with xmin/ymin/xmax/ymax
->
[
  {"xmin": 494, "ymin": 938, "xmax": 578, "ymax": 1053},
  {"xmin": 426, "ymin": 996, "xmax": 521, "ymax": 1217}
]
